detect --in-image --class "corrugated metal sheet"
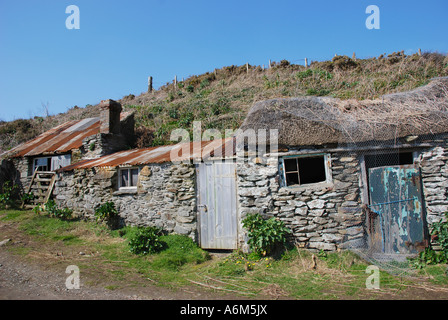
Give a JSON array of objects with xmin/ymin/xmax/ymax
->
[
  {"xmin": 2, "ymin": 113, "xmax": 132, "ymax": 158},
  {"xmin": 58, "ymin": 138, "xmax": 235, "ymax": 171}
]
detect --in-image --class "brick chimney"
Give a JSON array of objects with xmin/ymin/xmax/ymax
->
[{"xmin": 99, "ymin": 99, "xmax": 122, "ymax": 134}]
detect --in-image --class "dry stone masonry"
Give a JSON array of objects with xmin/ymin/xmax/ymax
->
[
  {"xmin": 53, "ymin": 163, "xmax": 198, "ymax": 240},
  {"xmin": 236, "ymin": 152, "xmax": 365, "ymax": 251}
]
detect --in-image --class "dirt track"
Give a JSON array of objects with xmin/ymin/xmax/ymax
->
[
  {"xmin": 0, "ymin": 247, "xmax": 245, "ymax": 300},
  {"xmin": 0, "ymin": 248, "xmax": 185, "ymax": 300}
]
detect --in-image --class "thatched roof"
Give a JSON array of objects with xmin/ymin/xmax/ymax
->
[{"xmin": 238, "ymin": 77, "xmax": 448, "ymax": 147}]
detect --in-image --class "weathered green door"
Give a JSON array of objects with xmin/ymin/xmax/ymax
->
[{"xmin": 368, "ymin": 164, "xmax": 428, "ymax": 254}]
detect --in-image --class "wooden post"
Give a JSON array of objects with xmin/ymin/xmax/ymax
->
[
  {"xmin": 418, "ymin": 48, "xmax": 422, "ymax": 56},
  {"xmin": 269, "ymin": 59, "xmax": 271, "ymax": 68},
  {"xmin": 246, "ymin": 62, "xmax": 249, "ymax": 73},
  {"xmin": 352, "ymin": 52, "xmax": 356, "ymax": 61},
  {"xmin": 148, "ymin": 76, "xmax": 153, "ymax": 93},
  {"xmin": 304, "ymin": 58, "xmax": 308, "ymax": 68},
  {"xmin": 174, "ymin": 75, "xmax": 177, "ymax": 87}
]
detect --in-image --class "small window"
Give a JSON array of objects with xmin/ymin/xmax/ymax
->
[
  {"xmin": 33, "ymin": 157, "xmax": 51, "ymax": 173},
  {"xmin": 279, "ymin": 155, "xmax": 329, "ymax": 187},
  {"xmin": 119, "ymin": 168, "xmax": 139, "ymax": 188}
]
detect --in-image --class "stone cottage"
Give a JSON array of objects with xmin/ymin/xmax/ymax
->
[
  {"xmin": 53, "ymin": 138, "xmax": 235, "ymax": 245},
  {"xmin": 0, "ymin": 99, "xmax": 135, "ymax": 203},
  {"xmin": 235, "ymin": 77, "xmax": 448, "ymax": 255},
  {"xmin": 2, "ymin": 78, "xmax": 448, "ymax": 256}
]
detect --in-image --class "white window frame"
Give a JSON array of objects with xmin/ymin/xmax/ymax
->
[
  {"xmin": 118, "ymin": 167, "xmax": 140, "ymax": 190},
  {"xmin": 33, "ymin": 157, "xmax": 51, "ymax": 173},
  {"xmin": 279, "ymin": 153, "xmax": 332, "ymax": 188},
  {"xmin": 32, "ymin": 154, "xmax": 72, "ymax": 174}
]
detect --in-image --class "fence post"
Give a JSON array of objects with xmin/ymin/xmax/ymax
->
[
  {"xmin": 174, "ymin": 75, "xmax": 177, "ymax": 88},
  {"xmin": 418, "ymin": 48, "xmax": 422, "ymax": 56},
  {"xmin": 304, "ymin": 58, "xmax": 308, "ymax": 68},
  {"xmin": 148, "ymin": 76, "xmax": 153, "ymax": 93}
]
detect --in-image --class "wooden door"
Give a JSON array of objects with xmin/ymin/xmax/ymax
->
[
  {"xmin": 196, "ymin": 162, "xmax": 238, "ymax": 249},
  {"xmin": 368, "ymin": 164, "xmax": 427, "ymax": 254}
]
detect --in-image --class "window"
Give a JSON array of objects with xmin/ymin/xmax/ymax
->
[
  {"xmin": 32, "ymin": 155, "xmax": 71, "ymax": 173},
  {"xmin": 279, "ymin": 155, "xmax": 330, "ymax": 187},
  {"xmin": 33, "ymin": 157, "xmax": 51, "ymax": 173},
  {"xmin": 119, "ymin": 168, "xmax": 139, "ymax": 188},
  {"xmin": 364, "ymin": 151, "xmax": 414, "ymax": 169}
]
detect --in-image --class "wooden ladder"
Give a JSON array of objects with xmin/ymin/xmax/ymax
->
[{"xmin": 26, "ymin": 171, "xmax": 57, "ymax": 206}]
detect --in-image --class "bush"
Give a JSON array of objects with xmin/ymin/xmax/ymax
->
[
  {"xmin": 0, "ymin": 181, "xmax": 18, "ymax": 209},
  {"xmin": 128, "ymin": 227, "xmax": 165, "ymax": 255},
  {"xmin": 21, "ymin": 191, "xmax": 34, "ymax": 206},
  {"xmin": 332, "ymin": 55, "xmax": 358, "ymax": 70},
  {"xmin": 242, "ymin": 213, "xmax": 290, "ymax": 256},
  {"xmin": 411, "ymin": 213, "xmax": 448, "ymax": 268},
  {"xmin": 95, "ymin": 201, "xmax": 120, "ymax": 229},
  {"xmin": 44, "ymin": 199, "xmax": 73, "ymax": 220},
  {"xmin": 431, "ymin": 212, "xmax": 448, "ymax": 254},
  {"xmin": 95, "ymin": 202, "xmax": 118, "ymax": 221}
]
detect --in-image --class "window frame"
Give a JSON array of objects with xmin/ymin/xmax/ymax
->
[
  {"xmin": 33, "ymin": 157, "xmax": 51, "ymax": 173},
  {"xmin": 118, "ymin": 167, "xmax": 140, "ymax": 190},
  {"xmin": 279, "ymin": 153, "xmax": 332, "ymax": 188}
]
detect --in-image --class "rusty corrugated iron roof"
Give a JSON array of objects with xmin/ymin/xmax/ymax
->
[
  {"xmin": 2, "ymin": 113, "xmax": 132, "ymax": 159},
  {"xmin": 57, "ymin": 138, "xmax": 235, "ymax": 171}
]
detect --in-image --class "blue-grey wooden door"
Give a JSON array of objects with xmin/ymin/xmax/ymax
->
[{"xmin": 197, "ymin": 162, "xmax": 238, "ymax": 249}]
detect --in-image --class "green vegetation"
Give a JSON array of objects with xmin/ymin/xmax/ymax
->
[
  {"xmin": 410, "ymin": 213, "xmax": 448, "ymax": 268},
  {"xmin": 1, "ymin": 207, "xmax": 448, "ymax": 298},
  {"xmin": 0, "ymin": 180, "xmax": 35, "ymax": 210},
  {"xmin": 42, "ymin": 199, "xmax": 73, "ymax": 220},
  {"xmin": 94, "ymin": 201, "xmax": 120, "ymax": 229},
  {"xmin": 127, "ymin": 226, "xmax": 165, "ymax": 255},
  {"xmin": 242, "ymin": 213, "xmax": 290, "ymax": 257},
  {"xmin": 94, "ymin": 201, "xmax": 118, "ymax": 221},
  {"xmin": 0, "ymin": 181, "xmax": 18, "ymax": 209}
]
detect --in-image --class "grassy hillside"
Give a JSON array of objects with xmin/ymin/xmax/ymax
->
[{"xmin": 1, "ymin": 51, "xmax": 447, "ymax": 153}]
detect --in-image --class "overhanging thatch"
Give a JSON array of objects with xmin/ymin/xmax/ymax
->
[{"xmin": 239, "ymin": 77, "xmax": 448, "ymax": 147}]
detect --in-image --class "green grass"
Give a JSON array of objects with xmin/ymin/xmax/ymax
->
[
  {"xmin": 18, "ymin": 213, "xmax": 84, "ymax": 245},
  {"xmin": 2, "ymin": 209, "xmax": 448, "ymax": 298},
  {"xmin": 0, "ymin": 209, "xmax": 30, "ymax": 222}
]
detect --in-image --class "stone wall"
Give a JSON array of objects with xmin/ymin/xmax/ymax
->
[
  {"xmin": 53, "ymin": 163, "xmax": 197, "ymax": 240},
  {"xmin": 236, "ymin": 152, "xmax": 365, "ymax": 251},
  {"xmin": 419, "ymin": 143, "xmax": 448, "ymax": 226},
  {"xmin": 80, "ymin": 133, "xmax": 129, "ymax": 160}
]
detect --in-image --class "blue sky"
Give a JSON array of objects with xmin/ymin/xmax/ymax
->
[{"xmin": 0, "ymin": 0, "xmax": 447, "ymax": 121}]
